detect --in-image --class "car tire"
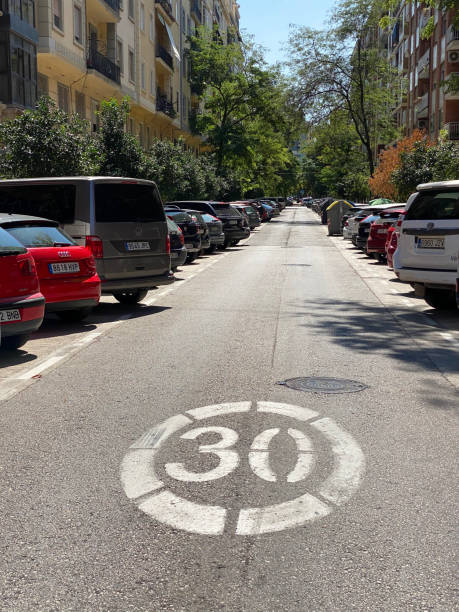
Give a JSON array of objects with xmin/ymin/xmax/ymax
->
[
  {"xmin": 171, "ymin": 266, "xmax": 178, "ymax": 272},
  {"xmin": 1, "ymin": 334, "xmax": 29, "ymax": 350},
  {"xmin": 424, "ymin": 288, "xmax": 457, "ymax": 310},
  {"xmin": 56, "ymin": 307, "xmax": 93, "ymax": 322},
  {"xmin": 206, "ymin": 244, "xmax": 216, "ymax": 254},
  {"xmin": 113, "ymin": 290, "xmax": 148, "ymax": 304},
  {"xmin": 187, "ymin": 253, "xmax": 198, "ymax": 263}
]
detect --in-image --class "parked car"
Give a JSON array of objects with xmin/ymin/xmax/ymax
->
[
  {"xmin": 200, "ymin": 213, "xmax": 225, "ymax": 252},
  {"xmin": 356, "ymin": 214, "xmax": 381, "ymax": 251},
  {"xmin": 260, "ymin": 199, "xmax": 281, "ymax": 216},
  {"xmin": 167, "ymin": 217, "xmax": 187, "ymax": 271},
  {"xmin": 232, "ymin": 203, "xmax": 261, "ymax": 230},
  {"xmin": 0, "ymin": 226, "xmax": 45, "ymax": 350},
  {"xmin": 167, "ymin": 202, "xmax": 248, "ymax": 248},
  {"xmin": 259, "ymin": 202, "xmax": 274, "ymax": 221},
  {"xmin": 265, "ymin": 197, "xmax": 287, "ymax": 211},
  {"xmin": 183, "ymin": 210, "xmax": 211, "ymax": 254},
  {"xmin": 0, "ymin": 177, "xmax": 174, "ymax": 304},
  {"xmin": 164, "ymin": 208, "xmax": 201, "ymax": 263},
  {"xmin": 367, "ymin": 207, "xmax": 405, "ymax": 261},
  {"xmin": 385, "ymin": 225, "xmax": 399, "ymax": 270},
  {"xmin": 394, "ymin": 181, "xmax": 459, "ymax": 309},
  {"xmin": 0, "ymin": 214, "xmax": 100, "ymax": 321}
]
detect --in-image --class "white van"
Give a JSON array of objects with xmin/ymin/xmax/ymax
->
[
  {"xmin": 394, "ymin": 180, "xmax": 459, "ymax": 309},
  {"xmin": 0, "ymin": 177, "xmax": 174, "ymax": 304}
]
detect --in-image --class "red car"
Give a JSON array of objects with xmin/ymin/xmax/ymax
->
[
  {"xmin": 0, "ymin": 226, "xmax": 45, "ymax": 350},
  {"xmin": 366, "ymin": 207, "xmax": 405, "ymax": 261},
  {"xmin": 0, "ymin": 215, "xmax": 101, "ymax": 322},
  {"xmin": 385, "ymin": 226, "xmax": 398, "ymax": 269}
]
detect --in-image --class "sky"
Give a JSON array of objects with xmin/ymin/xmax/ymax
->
[{"xmin": 237, "ymin": 0, "xmax": 336, "ymax": 65}]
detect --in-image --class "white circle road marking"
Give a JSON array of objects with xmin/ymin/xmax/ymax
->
[{"xmin": 120, "ymin": 401, "xmax": 365, "ymax": 535}]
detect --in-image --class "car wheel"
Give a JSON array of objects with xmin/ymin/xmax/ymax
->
[
  {"xmin": 1, "ymin": 334, "xmax": 29, "ymax": 350},
  {"xmin": 206, "ymin": 244, "xmax": 216, "ymax": 254},
  {"xmin": 424, "ymin": 288, "xmax": 457, "ymax": 310},
  {"xmin": 172, "ymin": 266, "xmax": 178, "ymax": 272},
  {"xmin": 113, "ymin": 290, "xmax": 148, "ymax": 304},
  {"xmin": 56, "ymin": 307, "xmax": 93, "ymax": 322},
  {"xmin": 187, "ymin": 252, "xmax": 198, "ymax": 263}
]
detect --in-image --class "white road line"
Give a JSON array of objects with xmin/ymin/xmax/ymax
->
[
  {"xmin": 257, "ymin": 401, "xmax": 318, "ymax": 422},
  {"xmin": 312, "ymin": 417, "xmax": 365, "ymax": 506},
  {"xmin": 187, "ymin": 401, "xmax": 252, "ymax": 420},
  {"xmin": 120, "ymin": 450, "xmax": 164, "ymax": 499},
  {"xmin": 139, "ymin": 490, "xmax": 227, "ymax": 535},
  {"xmin": 130, "ymin": 414, "xmax": 192, "ymax": 449},
  {"xmin": 236, "ymin": 493, "xmax": 330, "ymax": 535}
]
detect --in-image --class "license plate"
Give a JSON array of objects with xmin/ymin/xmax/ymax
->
[
  {"xmin": 126, "ymin": 241, "xmax": 150, "ymax": 251},
  {"xmin": 416, "ymin": 236, "xmax": 445, "ymax": 249},
  {"xmin": 49, "ymin": 262, "xmax": 80, "ymax": 274},
  {"xmin": 0, "ymin": 309, "xmax": 21, "ymax": 323},
  {"xmin": 185, "ymin": 243, "xmax": 193, "ymax": 249}
]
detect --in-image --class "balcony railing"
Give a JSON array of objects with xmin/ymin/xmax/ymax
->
[
  {"xmin": 191, "ymin": 0, "xmax": 202, "ymax": 23},
  {"xmin": 156, "ymin": 44, "xmax": 173, "ymax": 69},
  {"xmin": 447, "ymin": 26, "xmax": 459, "ymax": 44},
  {"xmin": 446, "ymin": 122, "xmax": 459, "ymax": 140},
  {"xmin": 156, "ymin": 94, "xmax": 176, "ymax": 118},
  {"xmin": 87, "ymin": 47, "xmax": 120, "ymax": 84},
  {"xmin": 156, "ymin": 0, "xmax": 173, "ymax": 20},
  {"xmin": 101, "ymin": 0, "xmax": 120, "ymax": 14},
  {"xmin": 418, "ymin": 48, "xmax": 430, "ymax": 76}
]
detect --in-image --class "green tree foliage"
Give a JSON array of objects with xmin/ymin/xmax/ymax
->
[
  {"xmin": 188, "ymin": 28, "xmax": 303, "ymax": 195},
  {"xmin": 381, "ymin": 0, "xmax": 459, "ymax": 37},
  {"xmin": 392, "ymin": 139, "xmax": 459, "ymax": 200},
  {"xmin": 300, "ymin": 112, "xmax": 371, "ymax": 200},
  {"xmin": 288, "ymin": 0, "xmax": 399, "ymax": 176},
  {"xmin": 0, "ymin": 97, "xmax": 99, "ymax": 178}
]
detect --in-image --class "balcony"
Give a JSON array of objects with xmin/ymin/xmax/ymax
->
[
  {"xmin": 156, "ymin": 93, "xmax": 176, "ymax": 118},
  {"xmin": 156, "ymin": 44, "xmax": 173, "ymax": 70},
  {"xmin": 155, "ymin": 0, "xmax": 174, "ymax": 23},
  {"xmin": 191, "ymin": 0, "xmax": 202, "ymax": 24},
  {"xmin": 445, "ymin": 122, "xmax": 459, "ymax": 140},
  {"xmin": 447, "ymin": 25, "xmax": 459, "ymax": 51},
  {"xmin": 415, "ymin": 91, "xmax": 429, "ymax": 118},
  {"xmin": 417, "ymin": 48, "xmax": 430, "ymax": 80},
  {"xmin": 445, "ymin": 72, "xmax": 459, "ymax": 100},
  {"xmin": 87, "ymin": 0, "xmax": 120, "ymax": 23},
  {"xmin": 87, "ymin": 47, "xmax": 120, "ymax": 84}
]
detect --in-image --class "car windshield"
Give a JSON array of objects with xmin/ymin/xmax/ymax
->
[
  {"xmin": 244, "ymin": 206, "xmax": 256, "ymax": 214},
  {"xmin": 6, "ymin": 224, "xmax": 76, "ymax": 247},
  {"xmin": 405, "ymin": 190, "xmax": 459, "ymax": 220},
  {"xmin": 0, "ymin": 226, "xmax": 27, "ymax": 255},
  {"xmin": 201, "ymin": 213, "xmax": 217, "ymax": 223},
  {"xmin": 212, "ymin": 205, "xmax": 241, "ymax": 217},
  {"xmin": 167, "ymin": 212, "xmax": 191, "ymax": 223},
  {"xmin": 166, "ymin": 218, "xmax": 179, "ymax": 232},
  {"xmin": 95, "ymin": 183, "xmax": 164, "ymax": 223}
]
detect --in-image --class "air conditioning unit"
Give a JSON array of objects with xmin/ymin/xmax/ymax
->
[{"xmin": 448, "ymin": 50, "xmax": 459, "ymax": 63}]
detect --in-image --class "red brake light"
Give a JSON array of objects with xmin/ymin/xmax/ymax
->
[
  {"xmin": 85, "ymin": 235, "xmax": 103, "ymax": 259},
  {"xmin": 18, "ymin": 256, "xmax": 35, "ymax": 276},
  {"xmin": 166, "ymin": 234, "xmax": 170, "ymax": 254}
]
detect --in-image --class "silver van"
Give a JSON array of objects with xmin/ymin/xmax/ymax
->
[{"xmin": 0, "ymin": 177, "xmax": 174, "ymax": 304}]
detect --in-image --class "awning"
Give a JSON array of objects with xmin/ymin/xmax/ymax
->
[{"xmin": 158, "ymin": 13, "xmax": 180, "ymax": 61}]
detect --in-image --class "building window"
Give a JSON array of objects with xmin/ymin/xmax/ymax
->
[
  {"xmin": 57, "ymin": 82, "xmax": 70, "ymax": 113},
  {"xmin": 53, "ymin": 0, "xmax": 63, "ymax": 31},
  {"xmin": 73, "ymin": 4, "xmax": 83, "ymax": 44},
  {"xmin": 140, "ymin": 3, "xmax": 145, "ymax": 30},
  {"xmin": 129, "ymin": 117, "xmax": 135, "ymax": 134},
  {"xmin": 150, "ymin": 69, "xmax": 154, "ymax": 94},
  {"xmin": 10, "ymin": 34, "xmax": 37, "ymax": 108},
  {"xmin": 141, "ymin": 62, "xmax": 146, "ymax": 90},
  {"xmin": 75, "ymin": 91, "xmax": 85, "ymax": 118},
  {"xmin": 128, "ymin": 0, "xmax": 134, "ymax": 20},
  {"xmin": 150, "ymin": 13, "xmax": 154, "ymax": 41},
  {"xmin": 91, "ymin": 99, "xmax": 99, "ymax": 132},
  {"xmin": 8, "ymin": 0, "xmax": 35, "ymax": 27},
  {"xmin": 128, "ymin": 48, "xmax": 135, "ymax": 82},
  {"xmin": 117, "ymin": 39, "xmax": 124, "ymax": 74},
  {"xmin": 37, "ymin": 73, "xmax": 48, "ymax": 99},
  {"xmin": 139, "ymin": 123, "xmax": 144, "ymax": 148},
  {"xmin": 146, "ymin": 126, "xmax": 150, "ymax": 148}
]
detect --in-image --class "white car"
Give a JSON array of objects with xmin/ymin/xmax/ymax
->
[{"xmin": 394, "ymin": 180, "xmax": 459, "ymax": 309}]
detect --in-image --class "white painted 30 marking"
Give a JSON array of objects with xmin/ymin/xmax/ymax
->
[{"xmin": 120, "ymin": 401, "xmax": 365, "ymax": 536}]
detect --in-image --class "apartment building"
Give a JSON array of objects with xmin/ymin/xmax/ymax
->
[
  {"xmin": 387, "ymin": 2, "xmax": 458, "ymax": 142},
  {"xmin": 0, "ymin": 0, "xmax": 240, "ymax": 152}
]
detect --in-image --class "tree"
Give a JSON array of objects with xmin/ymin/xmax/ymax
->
[
  {"xmin": 369, "ymin": 129, "xmax": 426, "ymax": 199},
  {"xmin": 0, "ymin": 97, "xmax": 99, "ymax": 178},
  {"xmin": 288, "ymin": 0, "xmax": 399, "ymax": 176}
]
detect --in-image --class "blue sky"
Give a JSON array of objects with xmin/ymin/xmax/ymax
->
[{"xmin": 238, "ymin": 0, "xmax": 336, "ymax": 65}]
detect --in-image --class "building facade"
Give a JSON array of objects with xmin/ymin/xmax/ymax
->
[
  {"xmin": 387, "ymin": 2, "xmax": 458, "ymax": 142},
  {"xmin": 0, "ymin": 0, "xmax": 240, "ymax": 152}
]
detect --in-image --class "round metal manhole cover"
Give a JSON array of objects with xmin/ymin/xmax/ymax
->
[{"xmin": 277, "ymin": 377, "xmax": 368, "ymax": 394}]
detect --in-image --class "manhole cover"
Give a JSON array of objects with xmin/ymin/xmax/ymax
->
[{"xmin": 277, "ymin": 377, "xmax": 368, "ymax": 394}]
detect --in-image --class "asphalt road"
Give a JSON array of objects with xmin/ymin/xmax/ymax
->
[{"xmin": 0, "ymin": 208, "xmax": 457, "ymax": 611}]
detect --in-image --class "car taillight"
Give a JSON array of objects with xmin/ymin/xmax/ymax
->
[
  {"xmin": 18, "ymin": 256, "xmax": 35, "ymax": 276},
  {"xmin": 178, "ymin": 228, "xmax": 184, "ymax": 245},
  {"xmin": 85, "ymin": 235, "xmax": 103, "ymax": 259},
  {"xmin": 166, "ymin": 234, "xmax": 170, "ymax": 254}
]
